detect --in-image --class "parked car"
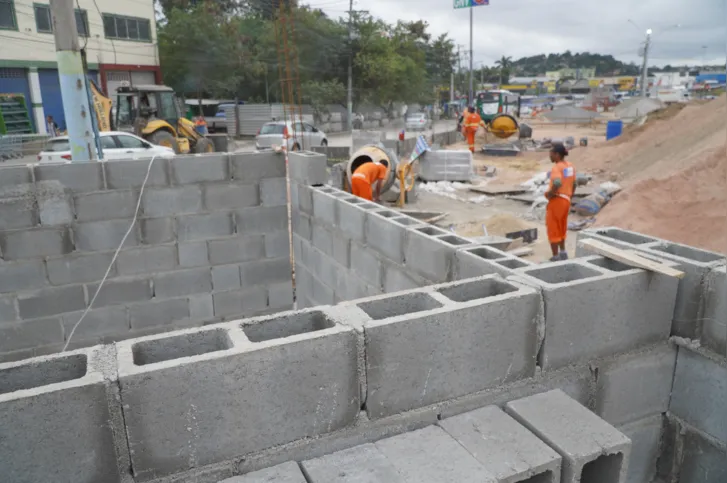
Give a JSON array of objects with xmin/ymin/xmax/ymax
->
[
  {"xmin": 255, "ymin": 121, "xmax": 328, "ymax": 151},
  {"xmin": 37, "ymin": 131, "xmax": 175, "ymax": 164},
  {"xmin": 405, "ymin": 112, "xmax": 432, "ymax": 131}
]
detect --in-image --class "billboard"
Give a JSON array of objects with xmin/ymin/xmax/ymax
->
[{"xmin": 454, "ymin": 0, "xmax": 489, "ymax": 9}]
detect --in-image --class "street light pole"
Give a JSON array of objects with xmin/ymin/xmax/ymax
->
[
  {"xmin": 468, "ymin": 7, "xmax": 474, "ymax": 105},
  {"xmin": 346, "ymin": 0, "xmax": 353, "ymax": 131},
  {"xmin": 640, "ymin": 29, "xmax": 652, "ymax": 98}
]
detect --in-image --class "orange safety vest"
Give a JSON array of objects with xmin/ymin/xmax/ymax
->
[
  {"xmin": 463, "ymin": 112, "xmax": 483, "ymax": 131},
  {"xmin": 549, "ymin": 161, "xmax": 576, "ymax": 200}
]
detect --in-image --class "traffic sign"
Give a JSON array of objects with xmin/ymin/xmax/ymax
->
[{"xmin": 454, "ymin": 0, "xmax": 489, "ymax": 8}]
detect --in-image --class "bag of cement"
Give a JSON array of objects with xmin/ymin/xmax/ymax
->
[
  {"xmin": 518, "ymin": 123, "xmax": 533, "ymax": 139},
  {"xmin": 574, "ymin": 190, "xmax": 611, "ymax": 216},
  {"xmin": 418, "ymin": 150, "xmax": 474, "ymax": 182}
]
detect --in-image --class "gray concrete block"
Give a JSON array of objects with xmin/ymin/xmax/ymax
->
[
  {"xmin": 235, "ymin": 206, "xmax": 287, "ymax": 234},
  {"xmin": 74, "ymin": 219, "xmax": 139, "ymax": 251},
  {"xmin": 213, "ymin": 287, "xmax": 269, "ymax": 318},
  {"xmin": 17, "ymin": 285, "xmax": 86, "ymax": 319},
  {"xmin": 189, "ymin": 293, "xmax": 214, "ymax": 321},
  {"xmin": 680, "ymin": 426, "xmax": 727, "ymax": 483},
  {"xmin": 365, "ymin": 211, "xmax": 406, "ymax": 264},
  {"xmin": 0, "ymin": 259, "xmax": 48, "ymax": 293},
  {"xmin": 291, "ymin": 211, "xmax": 312, "ymax": 240},
  {"xmin": 37, "ymin": 191, "xmax": 73, "ymax": 226},
  {"xmin": 142, "ymin": 186, "xmax": 202, "ymax": 218},
  {"xmin": 178, "ymin": 241, "xmax": 209, "ymax": 267},
  {"xmin": 74, "ymin": 190, "xmax": 138, "ymax": 222},
  {"xmin": 240, "ymin": 258, "xmax": 292, "ymax": 286},
  {"xmin": 617, "ymin": 415, "xmax": 663, "ymax": 483},
  {"xmin": 302, "ymin": 443, "xmax": 406, "ymax": 483},
  {"xmin": 312, "ymin": 221, "xmax": 334, "ymax": 256},
  {"xmin": 204, "ymin": 183, "xmax": 260, "ymax": 211},
  {"xmin": 104, "ymin": 157, "xmax": 170, "ymax": 189},
  {"xmin": 454, "ymin": 246, "xmax": 515, "ymax": 280},
  {"xmin": 265, "ymin": 231, "xmax": 291, "ymax": 259},
  {"xmin": 61, "ymin": 306, "xmax": 129, "ymax": 342},
  {"xmin": 511, "ymin": 259, "xmax": 678, "ymax": 370},
  {"xmin": 129, "ymin": 298, "xmax": 190, "ymax": 330},
  {"xmin": 154, "ymin": 268, "xmax": 212, "ymax": 298},
  {"xmin": 0, "ymin": 317, "xmax": 63, "ymax": 352},
  {"xmin": 116, "ymin": 245, "xmax": 177, "ymax": 276},
  {"xmin": 47, "ymin": 252, "xmax": 116, "ymax": 285},
  {"xmin": 213, "ymin": 265, "xmax": 241, "ymax": 291},
  {"xmin": 374, "ymin": 425, "xmax": 496, "ymax": 482},
  {"xmin": 269, "ymin": 282, "xmax": 294, "ymax": 310},
  {"xmin": 670, "ymin": 347, "xmax": 727, "ymax": 443},
  {"xmin": 116, "ymin": 318, "xmax": 358, "ymax": 478},
  {"xmin": 505, "ymin": 390, "xmax": 631, "ymax": 483},
  {"xmin": 336, "ymin": 197, "xmax": 367, "ymax": 242},
  {"xmin": 403, "ymin": 226, "xmax": 455, "ymax": 282},
  {"xmin": 208, "ymin": 235, "xmax": 265, "ymax": 265},
  {"xmin": 0, "ymin": 227, "xmax": 73, "ymax": 260},
  {"xmin": 361, "ymin": 276, "xmax": 540, "ymax": 418},
  {"xmin": 595, "ymin": 344, "xmax": 677, "ymax": 426},
  {"xmin": 287, "ymin": 151, "xmax": 327, "ymax": 185},
  {"xmin": 350, "ymin": 242, "xmax": 382, "ymax": 289},
  {"xmin": 297, "ymin": 184, "xmax": 314, "ymax": 214},
  {"xmin": 172, "ymin": 153, "xmax": 229, "ymax": 184},
  {"xmin": 0, "ymin": 197, "xmax": 37, "ymax": 230},
  {"xmin": 34, "ymin": 162, "xmax": 104, "ymax": 192},
  {"xmin": 177, "ymin": 213, "xmax": 234, "ymax": 242},
  {"xmin": 311, "ymin": 272, "xmax": 336, "ymax": 305},
  {"xmin": 701, "ymin": 266, "xmax": 726, "ymax": 357},
  {"xmin": 312, "ymin": 188, "xmax": 338, "ymax": 226},
  {"xmin": 383, "ymin": 264, "xmax": 428, "ymax": 293},
  {"xmin": 0, "ymin": 294, "xmax": 16, "ymax": 323},
  {"xmin": 289, "ymin": 182, "xmax": 300, "ymax": 211},
  {"xmin": 140, "ymin": 217, "xmax": 175, "ymax": 245},
  {"xmin": 223, "ymin": 462, "xmax": 307, "ymax": 483},
  {"xmin": 0, "ymin": 348, "xmax": 121, "ymax": 482},
  {"xmin": 440, "ymin": 405, "xmax": 562, "ymax": 483},
  {"xmin": 230, "ymin": 152, "xmax": 286, "ymax": 182},
  {"xmin": 87, "ymin": 277, "xmax": 153, "ymax": 308},
  {"xmin": 261, "ymin": 177, "xmax": 288, "ymax": 207},
  {"xmin": 0, "ymin": 165, "xmax": 32, "ymax": 187},
  {"xmin": 331, "ymin": 233, "xmax": 350, "ymax": 268}
]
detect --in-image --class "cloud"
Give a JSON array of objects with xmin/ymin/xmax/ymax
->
[{"xmin": 318, "ymin": 0, "xmax": 726, "ymax": 67}]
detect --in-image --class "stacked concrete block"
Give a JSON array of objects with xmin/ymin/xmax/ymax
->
[
  {"xmin": 617, "ymin": 415, "xmax": 664, "ymax": 483},
  {"xmin": 0, "ymin": 345, "xmax": 127, "ymax": 483},
  {"xmin": 0, "ymin": 152, "xmax": 293, "ymax": 362},
  {"xmin": 418, "ymin": 149, "xmax": 473, "ymax": 182},
  {"xmin": 117, "ymin": 308, "xmax": 359, "ymax": 480},
  {"xmin": 453, "ymin": 244, "xmax": 530, "ymax": 280},
  {"xmin": 577, "ymin": 227, "xmax": 726, "ymax": 339},
  {"xmin": 510, "ymin": 256, "xmax": 678, "ymax": 370},
  {"xmin": 701, "ymin": 265, "xmax": 726, "ymax": 357},
  {"xmin": 345, "ymin": 275, "xmax": 541, "ymax": 418},
  {"xmin": 506, "ymin": 389, "xmax": 631, "ymax": 483}
]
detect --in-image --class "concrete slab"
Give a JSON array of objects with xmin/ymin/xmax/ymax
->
[
  {"xmin": 506, "ymin": 389, "xmax": 631, "ymax": 483},
  {"xmin": 301, "ymin": 443, "xmax": 406, "ymax": 483},
  {"xmin": 219, "ymin": 462, "xmax": 307, "ymax": 483}
]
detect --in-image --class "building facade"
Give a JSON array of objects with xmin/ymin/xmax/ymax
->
[{"xmin": 0, "ymin": 0, "xmax": 159, "ymax": 134}]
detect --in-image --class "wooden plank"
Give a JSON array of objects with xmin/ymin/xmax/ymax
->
[
  {"xmin": 469, "ymin": 185, "xmax": 529, "ymax": 196},
  {"xmin": 578, "ymin": 239, "xmax": 685, "ymax": 279},
  {"xmin": 509, "ymin": 247, "xmax": 534, "ymax": 258}
]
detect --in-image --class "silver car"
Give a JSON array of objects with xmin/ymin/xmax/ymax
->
[
  {"xmin": 405, "ymin": 113, "xmax": 432, "ymax": 131},
  {"xmin": 255, "ymin": 121, "xmax": 328, "ymax": 151}
]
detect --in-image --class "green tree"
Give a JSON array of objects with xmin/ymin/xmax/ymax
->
[
  {"xmin": 301, "ymin": 80, "xmax": 346, "ymax": 122},
  {"xmin": 495, "ymin": 55, "xmax": 513, "ymax": 85}
]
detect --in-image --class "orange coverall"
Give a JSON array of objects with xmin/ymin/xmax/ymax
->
[
  {"xmin": 545, "ymin": 161, "xmax": 576, "ymax": 244},
  {"xmin": 463, "ymin": 111, "xmax": 485, "ymax": 153},
  {"xmin": 351, "ymin": 162, "xmax": 388, "ymax": 201}
]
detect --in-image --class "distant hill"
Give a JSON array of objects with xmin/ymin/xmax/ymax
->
[{"xmin": 511, "ymin": 51, "xmax": 640, "ymax": 77}]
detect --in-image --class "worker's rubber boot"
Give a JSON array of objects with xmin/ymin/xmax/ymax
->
[{"xmin": 559, "ymin": 251, "xmax": 569, "ymax": 260}]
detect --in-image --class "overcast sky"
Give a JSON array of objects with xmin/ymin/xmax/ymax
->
[{"xmin": 317, "ymin": 0, "xmax": 726, "ymax": 68}]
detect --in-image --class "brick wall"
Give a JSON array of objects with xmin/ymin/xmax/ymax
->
[{"xmin": 0, "ymin": 152, "xmax": 293, "ymax": 362}]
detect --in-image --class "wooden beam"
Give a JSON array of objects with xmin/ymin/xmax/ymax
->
[{"xmin": 578, "ymin": 239, "xmax": 685, "ymax": 279}]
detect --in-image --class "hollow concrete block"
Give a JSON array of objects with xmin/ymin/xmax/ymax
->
[
  {"xmin": 288, "ymin": 151, "xmax": 327, "ymax": 185},
  {"xmin": 355, "ymin": 276, "xmax": 540, "ymax": 419},
  {"xmin": 453, "ymin": 245, "xmax": 515, "ymax": 280},
  {"xmin": 439, "ymin": 405, "xmax": 562, "ymax": 483},
  {"xmin": 617, "ymin": 415, "xmax": 663, "ymax": 483},
  {"xmin": 510, "ymin": 258, "xmax": 677, "ymax": 370},
  {"xmin": 0, "ymin": 346, "xmax": 122, "ymax": 483},
  {"xmin": 364, "ymin": 210, "xmax": 407, "ymax": 264},
  {"xmin": 402, "ymin": 225, "xmax": 459, "ymax": 283},
  {"xmin": 301, "ymin": 443, "xmax": 407, "ymax": 483},
  {"xmin": 701, "ymin": 266, "xmax": 727, "ymax": 357},
  {"xmin": 506, "ymin": 389, "xmax": 631, "ymax": 483},
  {"xmin": 117, "ymin": 309, "xmax": 360, "ymax": 480}
]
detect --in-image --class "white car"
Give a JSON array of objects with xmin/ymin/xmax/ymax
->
[
  {"xmin": 255, "ymin": 121, "xmax": 327, "ymax": 151},
  {"xmin": 37, "ymin": 131, "xmax": 175, "ymax": 164},
  {"xmin": 405, "ymin": 113, "xmax": 432, "ymax": 131}
]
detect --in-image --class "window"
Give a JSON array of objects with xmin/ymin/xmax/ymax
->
[
  {"xmin": 158, "ymin": 92, "xmax": 178, "ymax": 120},
  {"xmin": 100, "ymin": 136, "xmax": 118, "ymax": 150},
  {"xmin": 103, "ymin": 14, "xmax": 152, "ymax": 41},
  {"xmin": 303, "ymin": 123, "xmax": 314, "ymax": 133},
  {"xmin": 0, "ymin": 0, "xmax": 18, "ymax": 30},
  {"xmin": 34, "ymin": 5, "xmax": 88, "ymax": 36},
  {"xmin": 116, "ymin": 135, "xmax": 146, "ymax": 149}
]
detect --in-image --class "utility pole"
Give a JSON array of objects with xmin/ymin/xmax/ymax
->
[
  {"xmin": 468, "ymin": 7, "xmax": 474, "ymax": 106},
  {"xmin": 50, "ymin": 0, "xmax": 96, "ymax": 161},
  {"xmin": 640, "ymin": 29, "xmax": 652, "ymax": 98},
  {"xmin": 450, "ymin": 73, "xmax": 454, "ymax": 105},
  {"xmin": 457, "ymin": 45, "xmax": 462, "ymax": 97},
  {"xmin": 346, "ymin": 0, "xmax": 353, "ymax": 131}
]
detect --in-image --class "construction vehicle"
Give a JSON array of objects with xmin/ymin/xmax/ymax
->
[{"xmin": 89, "ymin": 81, "xmax": 214, "ymax": 154}]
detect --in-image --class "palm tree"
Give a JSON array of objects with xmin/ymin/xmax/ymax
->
[{"xmin": 495, "ymin": 55, "xmax": 513, "ymax": 86}]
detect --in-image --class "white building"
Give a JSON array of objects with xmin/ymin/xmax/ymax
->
[{"xmin": 0, "ymin": 0, "xmax": 159, "ymax": 134}]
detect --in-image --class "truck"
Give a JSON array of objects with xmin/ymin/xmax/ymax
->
[{"xmin": 650, "ymin": 87, "xmax": 691, "ymax": 104}]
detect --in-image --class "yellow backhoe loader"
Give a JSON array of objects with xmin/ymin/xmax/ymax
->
[{"xmin": 89, "ymin": 80, "xmax": 214, "ymax": 154}]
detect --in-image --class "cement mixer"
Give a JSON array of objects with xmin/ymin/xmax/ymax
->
[
  {"xmin": 345, "ymin": 144, "xmax": 399, "ymax": 196},
  {"xmin": 486, "ymin": 113, "xmax": 526, "ymax": 140}
]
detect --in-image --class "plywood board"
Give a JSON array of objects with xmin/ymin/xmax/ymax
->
[
  {"xmin": 578, "ymin": 239, "xmax": 685, "ymax": 279},
  {"xmin": 469, "ymin": 185, "xmax": 529, "ymax": 196}
]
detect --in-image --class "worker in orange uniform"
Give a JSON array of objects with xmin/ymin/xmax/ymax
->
[
  {"xmin": 350, "ymin": 160, "xmax": 389, "ymax": 201},
  {"xmin": 544, "ymin": 143, "xmax": 576, "ymax": 261},
  {"xmin": 463, "ymin": 106, "xmax": 485, "ymax": 153}
]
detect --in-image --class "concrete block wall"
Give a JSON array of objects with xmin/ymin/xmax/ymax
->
[{"xmin": 0, "ymin": 152, "xmax": 293, "ymax": 362}]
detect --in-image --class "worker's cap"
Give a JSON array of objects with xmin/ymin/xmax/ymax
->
[{"xmin": 550, "ymin": 143, "xmax": 569, "ymax": 157}]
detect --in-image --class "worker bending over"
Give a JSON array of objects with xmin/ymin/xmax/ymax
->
[
  {"xmin": 545, "ymin": 144, "xmax": 576, "ymax": 261},
  {"xmin": 351, "ymin": 160, "xmax": 389, "ymax": 201},
  {"xmin": 463, "ymin": 106, "xmax": 485, "ymax": 153}
]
